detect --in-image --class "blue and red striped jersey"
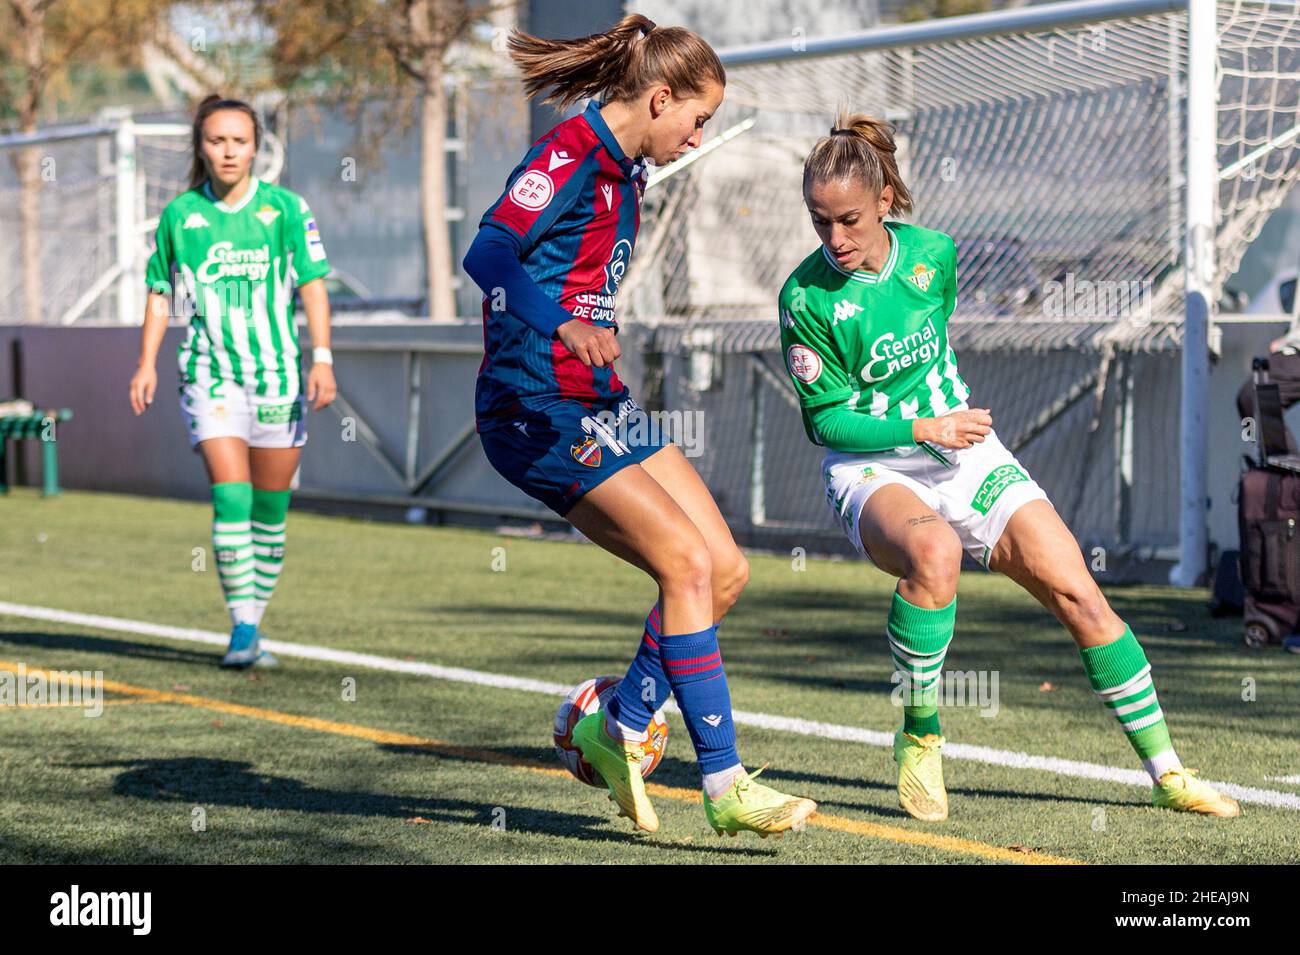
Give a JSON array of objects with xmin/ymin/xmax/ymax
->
[{"xmin": 474, "ymin": 100, "xmax": 647, "ymax": 424}]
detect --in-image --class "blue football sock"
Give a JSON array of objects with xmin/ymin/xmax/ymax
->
[
  {"xmin": 607, "ymin": 603, "xmax": 667, "ymax": 736},
  {"xmin": 660, "ymin": 624, "xmax": 740, "ymax": 775}
]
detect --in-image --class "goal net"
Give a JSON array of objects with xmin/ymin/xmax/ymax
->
[{"xmin": 621, "ymin": 0, "xmax": 1300, "ymax": 571}]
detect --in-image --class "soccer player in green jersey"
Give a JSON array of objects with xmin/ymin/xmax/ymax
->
[
  {"xmin": 779, "ymin": 112, "xmax": 1240, "ymax": 821},
  {"xmin": 129, "ymin": 95, "xmax": 336, "ymax": 669}
]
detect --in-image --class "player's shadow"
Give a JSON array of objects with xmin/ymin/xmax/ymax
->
[
  {"xmin": 75, "ymin": 756, "xmax": 775, "ymax": 857},
  {"xmin": 683, "ymin": 760, "xmax": 1137, "ymax": 816},
  {"xmin": 0, "ymin": 628, "xmax": 216, "ymax": 667}
]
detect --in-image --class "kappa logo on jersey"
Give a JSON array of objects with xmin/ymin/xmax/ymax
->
[
  {"xmin": 860, "ymin": 316, "xmax": 941, "ymax": 384},
  {"xmin": 786, "ymin": 344, "xmax": 823, "ymax": 384},
  {"xmin": 603, "ymin": 238, "xmax": 632, "ymax": 295},
  {"xmin": 832, "ymin": 299, "xmax": 864, "ymax": 325},
  {"xmin": 183, "ymin": 212, "xmax": 210, "ymax": 230},
  {"xmin": 547, "ymin": 148, "xmax": 575, "ymax": 172},
  {"xmin": 908, "ymin": 263, "xmax": 936, "ymax": 292},
  {"xmin": 570, "ymin": 435, "xmax": 602, "ymax": 468},
  {"xmin": 780, "ymin": 307, "xmax": 797, "ymax": 330},
  {"xmin": 254, "ymin": 204, "xmax": 281, "ymax": 226},
  {"xmin": 601, "ymin": 183, "xmax": 614, "ymax": 212},
  {"xmin": 509, "ymin": 170, "xmax": 555, "ymax": 211},
  {"xmin": 198, "ymin": 242, "xmax": 271, "ymax": 283}
]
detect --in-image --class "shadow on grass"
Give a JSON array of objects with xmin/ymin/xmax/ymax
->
[
  {"xmin": 65, "ymin": 755, "xmax": 776, "ymax": 858},
  {"xmin": 0, "ymin": 629, "xmax": 217, "ymax": 667}
]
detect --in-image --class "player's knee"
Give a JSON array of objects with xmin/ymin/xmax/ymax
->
[
  {"xmin": 712, "ymin": 548, "xmax": 749, "ymax": 613},
  {"xmin": 656, "ymin": 535, "xmax": 714, "ymax": 598},
  {"xmin": 903, "ymin": 532, "xmax": 962, "ymax": 602},
  {"xmin": 1051, "ymin": 575, "xmax": 1109, "ymax": 628}
]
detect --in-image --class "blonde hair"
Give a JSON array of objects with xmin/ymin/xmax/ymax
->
[
  {"xmin": 507, "ymin": 13, "xmax": 725, "ymax": 109},
  {"xmin": 803, "ymin": 111, "xmax": 913, "ymax": 218}
]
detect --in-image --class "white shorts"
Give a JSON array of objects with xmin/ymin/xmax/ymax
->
[
  {"xmin": 822, "ymin": 428, "xmax": 1050, "ymax": 570},
  {"xmin": 179, "ymin": 379, "xmax": 308, "ymax": 453}
]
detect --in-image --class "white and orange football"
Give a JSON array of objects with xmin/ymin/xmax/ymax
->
[{"xmin": 553, "ymin": 676, "xmax": 669, "ymax": 786}]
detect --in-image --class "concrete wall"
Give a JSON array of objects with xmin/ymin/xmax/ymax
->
[{"xmin": 2, "ymin": 319, "xmax": 1295, "ymax": 575}]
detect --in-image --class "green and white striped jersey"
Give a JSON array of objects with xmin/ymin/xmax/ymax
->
[
  {"xmin": 778, "ymin": 221, "xmax": 971, "ymax": 450},
  {"xmin": 146, "ymin": 178, "xmax": 331, "ymax": 398}
]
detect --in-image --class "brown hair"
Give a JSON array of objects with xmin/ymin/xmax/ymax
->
[
  {"xmin": 506, "ymin": 13, "xmax": 725, "ymax": 109},
  {"xmin": 803, "ymin": 111, "xmax": 913, "ymax": 219},
  {"xmin": 189, "ymin": 94, "xmax": 262, "ymax": 190}
]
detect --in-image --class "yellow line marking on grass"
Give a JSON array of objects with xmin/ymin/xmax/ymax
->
[
  {"xmin": 7, "ymin": 697, "xmax": 164, "ymax": 709},
  {"xmin": 0, "ymin": 661, "xmax": 1082, "ymax": 864}
]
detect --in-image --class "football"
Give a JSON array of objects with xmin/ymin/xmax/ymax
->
[{"xmin": 553, "ymin": 675, "xmax": 669, "ymax": 786}]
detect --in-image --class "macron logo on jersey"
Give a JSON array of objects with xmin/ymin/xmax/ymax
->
[
  {"xmin": 547, "ymin": 149, "xmax": 575, "ymax": 172},
  {"xmin": 601, "ymin": 183, "xmax": 614, "ymax": 212},
  {"xmin": 183, "ymin": 213, "xmax": 209, "ymax": 230},
  {"xmin": 832, "ymin": 299, "xmax": 864, "ymax": 325}
]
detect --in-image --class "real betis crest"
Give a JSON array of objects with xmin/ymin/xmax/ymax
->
[
  {"xmin": 908, "ymin": 263, "xmax": 935, "ymax": 292},
  {"xmin": 255, "ymin": 204, "xmax": 281, "ymax": 226}
]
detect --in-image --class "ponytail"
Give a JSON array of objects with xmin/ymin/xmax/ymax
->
[
  {"xmin": 507, "ymin": 13, "xmax": 724, "ymax": 109},
  {"xmin": 189, "ymin": 94, "xmax": 262, "ymax": 191},
  {"xmin": 803, "ymin": 111, "xmax": 913, "ymax": 218}
]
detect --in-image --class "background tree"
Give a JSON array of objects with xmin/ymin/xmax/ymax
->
[
  {"xmin": 259, "ymin": 0, "xmax": 511, "ymax": 323},
  {"xmin": 0, "ymin": 0, "xmax": 176, "ymax": 324}
]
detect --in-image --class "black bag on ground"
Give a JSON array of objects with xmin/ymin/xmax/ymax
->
[
  {"xmin": 1238, "ymin": 468, "xmax": 1300, "ymax": 646},
  {"xmin": 1238, "ymin": 356, "xmax": 1300, "ymax": 647}
]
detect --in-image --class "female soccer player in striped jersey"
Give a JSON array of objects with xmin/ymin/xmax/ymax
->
[
  {"xmin": 129, "ymin": 95, "xmax": 336, "ymax": 669},
  {"xmin": 463, "ymin": 15, "xmax": 815, "ymax": 837},
  {"xmin": 779, "ymin": 113, "xmax": 1240, "ymax": 821}
]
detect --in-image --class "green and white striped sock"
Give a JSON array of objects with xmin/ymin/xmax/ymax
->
[
  {"xmin": 211, "ymin": 482, "xmax": 256, "ymax": 627},
  {"xmin": 888, "ymin": 590, "xmax": 956, "ymax": 738},
  {"xmin": 251, "ymin": 488, "xmax": 292, "ymax": 628},
  {"xmin": 1079, "ymin": 624, "xmax": 1182, "ymax": 783}
]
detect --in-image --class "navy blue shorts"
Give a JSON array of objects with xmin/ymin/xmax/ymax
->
[{"xmin": 478, "ymin": 394, "xmax": 669, "ymax": 516}]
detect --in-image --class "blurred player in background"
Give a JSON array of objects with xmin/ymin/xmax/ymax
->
[
  {"xmin": 129, "ymin": 95, "xmax": 336, "ymax": 669},
  {"xmin": 779, "ymin": 112, "xmax": 1240, "ymax": 822},
  {"xmin": 463, "ymin": 14, "xmax": 816, "ymax": 837}
]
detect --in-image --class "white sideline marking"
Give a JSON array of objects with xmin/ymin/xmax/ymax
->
[{"xmin": 2, "ymin": 600, "xmax": 1296, "ymax": 811}]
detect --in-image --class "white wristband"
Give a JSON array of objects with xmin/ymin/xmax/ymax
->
[{"xmin": 312, "ymin": 346, "xmax": 334, "ymax": 365}]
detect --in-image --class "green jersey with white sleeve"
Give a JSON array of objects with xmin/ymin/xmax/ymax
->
[
  {"xmin": 778, "ymin": 220, "xmax": 971, "ymax": 451},
  {"xmin": 145, "ymin": 178, "xmax": 331, "ymax": 399}
]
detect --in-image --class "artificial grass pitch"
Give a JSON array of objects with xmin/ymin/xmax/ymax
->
[{"xmin": 1, "ymin": 488, "xmax": 1296, "ymax": 864}]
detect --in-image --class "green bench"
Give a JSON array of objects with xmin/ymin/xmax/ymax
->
[{"xmin": 0, "ymin": 409, "xmax": 74, "ymax": 496}]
